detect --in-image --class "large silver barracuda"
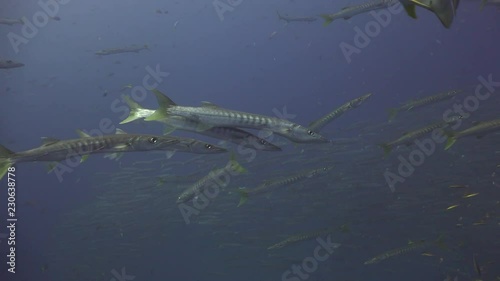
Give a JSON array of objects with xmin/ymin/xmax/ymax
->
[
  {"xmin": 237, "ymin": 165, "xmax": 334, "ymax": 207},
  {"xmin": 444, "ymin": 118, "xmax": 500, "ymax": 150},
  {"xmin": 308, "ymin": 93, "xmax": 372, "ymax": 132},
  {"xmin": 0, "ymin": 131, "xmax": 226, "ymax": 179},
  {"xmin": 145, "ymin": 89, "xmax": 329, "ymax": 143},
  {"xmin": 78, "ymin": 129, "xmax": 227, "ymax": 159},
  {"xmin": 120, "ymin": 96, "xmax": 281, "ymax": 151},
  {"xmin": 177, "ymin": 155, "xmax": 247, "ymax": 203}
]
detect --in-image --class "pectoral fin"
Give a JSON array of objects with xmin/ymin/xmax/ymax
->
[{"xmin": 403, "ymin": 3, "xmax": 418, "ymax": 19}]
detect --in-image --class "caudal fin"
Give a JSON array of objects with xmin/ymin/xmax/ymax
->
[
  {"xmin": 276, "ymin": 10, "xmax": 283, "ymax": 20},
  {"xmin": 443, "ymin": 131, "xmax": 457, "ymax": 150},
  {"xmin": 319, "ymin": 14, "xmax": 334, "ymax": 26},
  {"xmin": 405, "ymin": 0, "xmax": 459, "ymax": 28},
  {"xmin": 144, "ymin": 89, "xmax": 177, "ymax": 122},
  {"xmin": 0, "ymin": 144, "xmax": 15, "ymax": 180},
  {"xmin": 480, "ymin": 0, "xmax": 487, "ymax": 10},
  {"xmin": 120, "ymin": 96, "xmax": 147, "ymax": 124},
  {"xmin": 237, "ymin": 189, "xmax": 249, "ymax": 207},
  {"xmin": 402, "ymin": 3, "xmax": 418, "ymax": 19},
  {"xmin": 229, "ymin": 153, "xmax": 247, "ymax": 174},
  {"xmin": 378, "ymin": 143, "xmax": 393, "ymax": 156}
]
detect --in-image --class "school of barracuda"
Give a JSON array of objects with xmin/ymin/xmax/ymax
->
[
  {"xmin": 35, "ymin": 85, "xmax": 500, "ymax": 281},
  {"xmin": 1, "ymin": 0, "xmax": 498, "ymax": 280}
]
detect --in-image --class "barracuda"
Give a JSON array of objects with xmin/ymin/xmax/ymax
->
[
  {"xmin": 120, "ymin": 96, "xmax": 281, "ymax": 151},
  {"xmin": 0, "ymin": 59, "xmax": 24, "ymax": 69},
  {"xmin": 0, "ymin": 18, "xmax": 24, "ymax": 26},
  {"xmin": 445, "ymin": 118, "xmax": 500, "ymax": 150},
  {"xmin": 0, "ymin": 131, "xmax": 226, "ymax": 180},
  {"xmin": 309, "ymin": 93, "xmax": 372, "ymax": 132},
  {"xmin": 268, "ymin": 228, "xmax": 340, "ymax": 250},
  {"xmin": 364, "ymin": 235, "xmax": 445, "ymax": 265},
  {"xmin": 95, "ymin": 45, "xmax": 149, "ymax": 56},
  {"xmin": 176, "ymin": 155, "xmax": 247, "ymax": 203},
  {"xmin": 388, "ymin": 89, "xmax": 463, "ymax": 120},
  {"xmin": 145, "ymin": 89, "xmax": 328, "ymax": 143},
  {"xmin": 276, "ymin": 11, "xmax": 317, "ymax": 23},
  {"xmin": 320, "ymin": 0, "xmax": 399, "ymax": 25},
  {"xmin": 237, "ymin": 165, "xmax": 334, "ymax": 207},
  {"xmin": 379, "ymin": 115, "xmax": 464, "ymax": 155}
]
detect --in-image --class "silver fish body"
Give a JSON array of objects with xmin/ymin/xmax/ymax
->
[{"xmin": 146, "ymin": 90, "xmax": 328, "ymax": 143}]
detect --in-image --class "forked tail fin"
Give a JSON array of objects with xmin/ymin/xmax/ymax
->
[{"xmin": 0, "ymin": 145, "xmax": 15, "ymax": 180}]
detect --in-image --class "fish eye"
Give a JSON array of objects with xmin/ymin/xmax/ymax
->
[
  {"xmin": 307, "ymin": 130, "xmax": 315, "ymax": 136},
  {"xmin": 149, "ymin": 137, "xmax": 158, "ymax": 144},
  {"xmin": 205, "ymin": 144, "xmax": 213, "ymax": 149},
  {"xmin": 260, "ymin": 139, "xmax": 267, "ymax": 144}
]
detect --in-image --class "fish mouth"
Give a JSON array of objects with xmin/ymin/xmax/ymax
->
[{"xmin": 313, "ymin": 134, "xmax": 330, "ymax": 143}]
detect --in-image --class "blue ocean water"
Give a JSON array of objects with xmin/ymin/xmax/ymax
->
[{"xmin": 1, "ymin": 0, "xmax": 499, "ymax": 280}]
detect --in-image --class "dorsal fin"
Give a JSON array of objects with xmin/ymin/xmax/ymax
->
[
  {"xmin": 76, "ymin": 129, "xmax": 91, "ymax": 138},
  {"xmin": 41, "ymin": 137, "xmax": 60, "ymax": 146},
  {"xmin": 115, "ymin": 128, "xmax": 127, "ymax": 134},
  {"xmin": 201, "ymin": 101, "xmax": 220, "ymax": 108},
  {"xmin": 151, "ymin": 89, "xmax": 177, "ymax": 107}
]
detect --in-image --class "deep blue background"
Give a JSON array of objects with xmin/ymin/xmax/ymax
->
[{"xmin": 1, "ymin": 0, "xmax": 499, "ymax": 280}]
